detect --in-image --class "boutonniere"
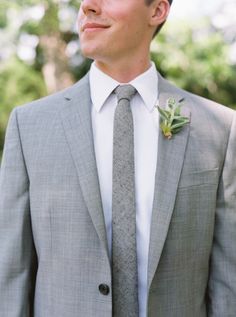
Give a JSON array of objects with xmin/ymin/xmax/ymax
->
[{"xmin": 156, "ymin": 98, "xmax": 189, "ymax": 139}]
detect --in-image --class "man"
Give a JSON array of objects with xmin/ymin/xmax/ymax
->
[{"xmin": 0, "ymin": 0, "xmax": 235, "ymax": 316}]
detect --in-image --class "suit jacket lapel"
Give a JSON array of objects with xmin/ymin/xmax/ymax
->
[
  {"xmin": 148, "ymin": 74, "xmax": 191, "ymax": 289},
  {"xmin": 58, "ymin": 74, "xmax": 109, "ymax": 259}
]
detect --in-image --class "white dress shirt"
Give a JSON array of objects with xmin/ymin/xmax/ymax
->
[{"xmin": 90, "ymin": 61, "xmax": 159, "ymax": 317}]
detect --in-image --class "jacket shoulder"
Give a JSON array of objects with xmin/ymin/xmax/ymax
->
[{"xmin": 159, "ymin": 74, "xmax": 235, "ymax": 130}]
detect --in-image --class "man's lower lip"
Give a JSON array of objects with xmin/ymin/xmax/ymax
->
[{"xmin": 84, "ymin": 27, "xmax": 108, "ymax": 33}]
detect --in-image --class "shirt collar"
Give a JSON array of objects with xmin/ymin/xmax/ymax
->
[{"xmin": 89, "ymin": 61, "xmax": 158, "ymax": 113}]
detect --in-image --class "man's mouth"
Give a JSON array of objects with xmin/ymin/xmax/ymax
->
[{"xmin": 82, "ymin": 22, "xmax": 110, "ymax": 32}]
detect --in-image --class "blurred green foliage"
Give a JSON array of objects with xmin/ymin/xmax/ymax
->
[
  {"xmin": 151, "ymin": 21, "xmax": 236, "ymax": 109},
  {"xmin": 0, "ymin": 2, "xmax": 236, "ymax": 160},
  {"xmin": 0, "ymin": 58, "xmax": 47, "ymax": 157}
]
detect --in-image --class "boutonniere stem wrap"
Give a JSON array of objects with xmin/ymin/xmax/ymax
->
[{"xmin": 156, "ymin": 98, "xmax": 189, "ymax": 139}]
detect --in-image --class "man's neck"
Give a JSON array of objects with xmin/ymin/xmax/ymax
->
[{"xmin": 95, "ymin": 57, "xmax": 151, "ymax": 83}]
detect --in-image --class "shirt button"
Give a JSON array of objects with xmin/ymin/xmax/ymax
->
[{"xmin": 98, "ymin": 284, "xmax": 110, "ymax": 295}]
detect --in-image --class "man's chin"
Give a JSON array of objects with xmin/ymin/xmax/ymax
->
[
  {"xmin": 80, "ymin": 47, "xmax": 104, "ymax": 62},
  {"xmin": 81, "ymin": 52, "xmax": 96, "ymax": 61},
  {"xmin": 80, "ymin": 43, "xmax": 97, "ymax": 58}
]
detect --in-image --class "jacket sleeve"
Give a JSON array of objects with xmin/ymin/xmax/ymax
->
[
  {"xmin": 207, "ymin": 112, "xmax": 236, "ymax": 316},
  {"xmin": 0, "ymin": 108, "xmax": 37, "ymax": 317}
]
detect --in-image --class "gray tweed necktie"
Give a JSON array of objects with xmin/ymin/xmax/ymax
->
[{"xmin": 112, "ymin": 84, "xmax": 139, "ymax": 317}]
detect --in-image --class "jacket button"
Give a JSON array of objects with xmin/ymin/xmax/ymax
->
[{"xmin": 99, "ymin": 284, "xmax": 110, "ymax": 295}]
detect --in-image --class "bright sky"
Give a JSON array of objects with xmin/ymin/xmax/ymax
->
[{"xmin": 169, "ymin": 0, "xmax": 224, "ymax": 19}]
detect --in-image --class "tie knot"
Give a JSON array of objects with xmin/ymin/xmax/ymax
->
[{"xmin": 114, "ymin": 85, "xmax": 137, "ymax": 102}]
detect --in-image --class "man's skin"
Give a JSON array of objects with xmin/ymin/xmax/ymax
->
[{"xmin": 77, "ymin": 0, "xmax": 170, "ymax": 82}]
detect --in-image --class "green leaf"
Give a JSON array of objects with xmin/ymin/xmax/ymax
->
[
  {"xmin": 172, "ymin": 127, "xmax": 184, "ymax": 134},
  {"xmin": 157, "ymin": 106, "xmax": 170, "ymax": 121},
  {"xmin": 174, "ymin": 106, "xmax": 181, "ymax": 116},
  {"xmin": 171, "ymin": 119, "xmax": 189, "ymax": 130}
]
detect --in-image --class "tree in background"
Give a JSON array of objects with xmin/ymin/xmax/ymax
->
[
  {"xmin": 0, "ymin": 0, "xmax": 83, "ymax": 158},
  {"xmin": 151, "ymin": 19, "xmax": 236, "ymax": 109},
  {"xmin": 0, "ymin": 1, "xmax": 236, "ymax": 159}
]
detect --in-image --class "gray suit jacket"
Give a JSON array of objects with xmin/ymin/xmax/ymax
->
[{"xmin": 0, "ymin": 72, "xmax": 236, "ymax": 317}]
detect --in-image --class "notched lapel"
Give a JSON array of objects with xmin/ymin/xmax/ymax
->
[
  {"xmin": 59, "ymin": 75, "xmax": 109, "ymax": 260},
  {"xmin": 148, "ymin": 78, "xmax": 191, "ymax": 289}
]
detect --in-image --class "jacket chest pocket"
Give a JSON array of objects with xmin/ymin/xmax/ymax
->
[
  {"xmin": 172, "ymin": 168, "xmax": 219, "ymax": 226},
  {"xmin": 178, "ymin": 168, "xmax": 219, "ymax": 189}
]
